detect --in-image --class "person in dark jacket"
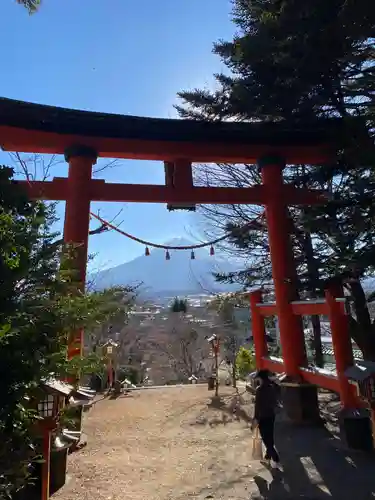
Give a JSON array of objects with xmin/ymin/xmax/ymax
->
[{"xmin": 251, "ymin": 369, "xmax": 280, "ymax": 464}]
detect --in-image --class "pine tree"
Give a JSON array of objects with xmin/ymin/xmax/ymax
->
[
  {"xmin": 16, "ymin": 0, "xmax": 41, "ymax": 13},
  {"xmin": 170, "ymin": 297, "xmax": 188, "ymax": 313},
  {"xmin": 176, "ymin": 0, "xmax": 375, "ymax": 359}
]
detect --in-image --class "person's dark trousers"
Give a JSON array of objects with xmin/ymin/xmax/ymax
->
[{"xmin": 258, "ymin": 416, "xmax": 280, "ymax": 462}]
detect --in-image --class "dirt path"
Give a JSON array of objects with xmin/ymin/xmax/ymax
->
[
  {"xmin": 54, "ymin": 385, "xmax": 375, "ymax": 500},
  {"xmin": 53, "ymin": 386, "xmax": 259, "ymax": 500}
]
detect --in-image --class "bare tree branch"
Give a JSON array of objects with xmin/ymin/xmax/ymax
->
[
  {"xmin": 10, "ymin": 152, "xmax": 63, "ymax": 181},
  {"xmin": 10, "ymin": 153, "xmax": 122, "ymax": 180},
  {"xmin": 93, "ymin": 158, "xmax": 121, "ymax": 175}
]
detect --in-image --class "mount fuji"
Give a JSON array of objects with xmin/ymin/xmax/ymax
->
[{"xmin": 91, "ymin": 237, "xmax": 240, "ymax": 298}]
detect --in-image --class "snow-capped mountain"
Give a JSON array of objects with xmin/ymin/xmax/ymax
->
[{"xmin": 91, "ymin": 238, "xmax": 240, "ymax": 297}]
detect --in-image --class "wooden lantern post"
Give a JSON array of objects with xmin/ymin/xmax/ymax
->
[
  {"xmin": 102, "ymin": 340, "xmax": 119, "ymax": 392},
  {"xmin": 214, "ymin": 338, "xmax": 220, "ymax": 396},
  {"xmin": 207, "ymin": 334, "xmax": 220, "ymax": 397},
  {"xmin": 37, "ymin": 388, "xmax": 64, "ymax": 500},
  {"xmin": 34, "ymin": 379, "xmax": 74, "ymax": 500},
  {"xmin": 41, "ymin": 425, "xmax": 52, "ymax": 500}
]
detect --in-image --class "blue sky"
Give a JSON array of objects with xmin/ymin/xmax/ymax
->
[{"xmin": 0, "ymin": 0, "xmax": 234, "ymax": 270}]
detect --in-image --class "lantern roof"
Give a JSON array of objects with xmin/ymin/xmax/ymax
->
[
  {"xmin": 41, "ymin": 378, "xmax": 96, "ymax": 400},
  {"xmin": 42, "ymin": 378, "xmax": 73, "ymax": 397},
  {"xmin": 102, "ymin": 339, "xmax": 119, "ymax": 348},
  {"xmin": 345, "ymin": 361, "xmax": 375, "ymax": 382},
  {"xmin": 73, "ymin": 386, "xmax": 96, "ymax": 401}
]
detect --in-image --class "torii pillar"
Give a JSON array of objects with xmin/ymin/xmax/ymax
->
[
  {"xmin": 63, "ymin": 146, "xmax": 97, "ymax": 358},
  {"xmin": 259, "ymin": 155, "xmax": 320, "ymax": 424}
]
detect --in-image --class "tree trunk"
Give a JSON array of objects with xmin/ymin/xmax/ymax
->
[
  {"xmin": 347, "ymin": 280, "xmax": 375, "ymax": 361},
  {"xmin": 310, "ymin": 315, "xmax": 324, "ymax": 367},
  {"xmin": 232, "ymin": 360, "xmax": 237, "ymax": 389},
  {"xmin": 286, "ymin": 212, "xmax": 310, "ymax": 365},
  {"xmin": 302, "ymin": 226, "xmax": 324, "ymax": 367}
]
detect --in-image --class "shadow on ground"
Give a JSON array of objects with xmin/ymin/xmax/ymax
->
[
  {"xmin": 107, "ymin": 391, "xmax": 134, "ymax": 400},
  {"xmin": 191, "ymin": 410, "xmax": 375, "ymax": 500},
  {"xmin": 190, "ymin": 392, "xmax": 253, "ymax": 428},
  {"xmin": 270, "ymin": 420, "xmax": 375, "ymax": 500}
]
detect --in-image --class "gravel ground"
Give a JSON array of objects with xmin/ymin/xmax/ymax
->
[
  {"xmin": 53, "ymin": 386, "xmax": 263, "ymax": 500},
  {"xmin": 53, "ymin": 385, "xmax": 375, "ymax": 500}
]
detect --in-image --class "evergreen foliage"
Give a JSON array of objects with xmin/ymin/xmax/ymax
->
[
  {"xmin": 177, "ymin": 0, "xmax": 375, "ymax": 360},
  {"xmin": 16, "ymin": 0, "xmax": 41, "ymax": 13},
  {"xmin": 0, "ymin": 166, "xmax": 133, "ymax": 496},
  {"xmin": 170, "ymin": 297, "xmax": 188, "ymax": 313},
  {"xmin": 236, "ymin": 347, "xmax": 256, "ymax": 379}
]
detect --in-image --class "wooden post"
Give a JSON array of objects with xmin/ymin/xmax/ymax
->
[
  {"xmin": 41, "ymin": 429, "xmax": 51, "ymax": 500},
  {"xmin": 325, "ymin": 286, "xmax": 358, "ymax": 408},
  {"xmin": 214, "ymin": 347, "xmax": 219, "ymax": 397},
  {"xmin": 370, "ymin": 406, "xmax": 375, "ymax": 448},
  {"xmin": 63, "ymin": 146, "xmax": 97, "ymax": 360},
  {"xmin": 250, "ymin": 290, "xmax": 268, "ymax": 370},
  {"xmin": 108, "ymin": 358, "xmax": 113, "ymax": 390},
  {"xmin": 259, "ymin": 156, "xmax": 305, "ymax": 377}
]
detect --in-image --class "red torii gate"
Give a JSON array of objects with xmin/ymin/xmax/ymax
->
[{"xmin": 0, "ymin": 97, "xmax": 366, "ymax": 444}]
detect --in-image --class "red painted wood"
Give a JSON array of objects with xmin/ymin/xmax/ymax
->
[
  {"xmin": 0, "ymin": 125, "xmax": 334, "ymax": 164},
  {"xmin": 257, "ymin": 304, "xmax": 278, "ymax": 316},
  {"xmin": 293, "ymin": 302, "xmax": 329, "ymax": 316},
  {"xmin": 261, "ymin": 161, "xmax": 306, "ymax": 377},
  {"xmin": 89, "ymin": 182, "xmax": 268, "ymax": 205},
  {"xmin": 262, "ymin": 357, "xmax": 285, "ymax": 374},
  {"xmin": 258, "ymin": 302, "xmax": 329, "ymax": 316},
  {"xmin": 300, "ymin": 369, "xmax": 340, "ymax": 393},
  {"xmin": 14, "ymin": 179, "xmax": 69, "ymax": 201},
  {"xmin": 15, "ymin": 178, "xmax": 329, "ymax": 207},
  {"xmin": 63, "ymin": 156, "xmax": 93, "ymax": 286},
  {"xmin": 16, "ymin": 178, "xmax": 267, "ymax": 204},
  {"xmin": 256, "ymin": 299, "xmax": 346, "ymax": 317},
  {"xmin": 262, "ymin": 357, "xmax": 341, "ymax": 392},
  {"xmin": 250, "ymin": 291, "xmax": 268, "ymax": 369},
  {"xmin": 325, "ymin": 287, "xmax": 358, "ymax": 409},
  {"xmin": 173, "ymin": 160, "xmax": 194, "ymax": 189},
  {"xmin": 64, "ymin": 155, "xmax": 94, "ymax": 360},
  {"xmin": 41, "ymin": 429, "xmax": 51, "ymax": 500}
]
